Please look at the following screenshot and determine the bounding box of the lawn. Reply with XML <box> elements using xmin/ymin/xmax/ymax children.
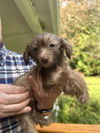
<box><xmin>85</xmin><ymin>76</ymin><xmax>100</xmax><ymax>102</ymax></box>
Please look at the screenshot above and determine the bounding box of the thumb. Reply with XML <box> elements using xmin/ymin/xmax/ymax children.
<box><xmin>28</xmin><ymin>75</ymin><xmax>38</xmax><ymax>91</ymax></box>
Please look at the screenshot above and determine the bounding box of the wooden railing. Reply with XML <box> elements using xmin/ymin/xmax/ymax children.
<box><xmin>36</xmin><ymin>123</ymin><xmax>100</xmax><ymax>133</ymax></box>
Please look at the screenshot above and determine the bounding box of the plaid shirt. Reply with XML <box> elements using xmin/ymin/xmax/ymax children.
<box><xmin>0</xmin><ymin>43</ymin><xmax>34</xmax><ymax>133</ymax></box>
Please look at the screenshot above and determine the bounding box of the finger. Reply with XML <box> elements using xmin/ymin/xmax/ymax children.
<box><xmin>28</xmin><ymin>75</ymin><xmax>46</xmax><ymax>100</ymax></box>
<box><xmin>2</xmin><ymin>98</ymin><xmax>31</xmax><ymax>113</ymax></box>
<box><xmin>36</xmin><ymin>69</ymin><xmax>44</xmax><ymax>93</ymax></box>
<box><xmin>28</xmin><ymin>76</ymin><xmax>41</xmax><ymax>96</ymax></box>
<box><xmin>0</xmin><ymin>84</ymin><xmax>28</xmax><ymax>94</ymax></box>
<box><xmin>12</xmin><ymin>106</ymin><xmax>31</xmax><ymax>114</ymax></box>
<box><xmin>0</xmin><ymin>106</ymin><xmax>31</xmax><ymax>118</ymax></box>
<box><xmin>28</xmin><ymin>76</ymin><xmax>38</xmax><ymax>89</ymax></box>
<box><xmin>0</xmin><ymin>91</ymin><xmax>30</xmax><ymax>104</ymax></box>
<box><xmin>49</xmin><ymin>87</ymin><xmax>63</xmax><ymax>95</ymax></box>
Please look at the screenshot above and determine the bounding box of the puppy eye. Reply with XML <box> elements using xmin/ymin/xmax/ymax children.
<box><xmin>33</xmin><ymin>47</ymin><xmax>37</xmax><ymax>51</ymax></box>
<box><xmin>49</xmin><ymin>44</ymin><xmax>55</xmax><ymax>47</ymax></box>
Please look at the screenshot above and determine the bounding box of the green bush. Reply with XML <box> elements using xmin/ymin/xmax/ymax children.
<box><xmin>69</xmin><ymin>30</ymin><xmax>100</xmax><ymax>76</ymax></box>
<box><xmin>53</xmin><ymin>95</ymin><xmax>100</xmax><ymax>124</ymax></box>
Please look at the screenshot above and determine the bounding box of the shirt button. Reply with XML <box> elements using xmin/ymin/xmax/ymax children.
<box><xmin>0</xmin><ymin>62</ymin><xmax>4</xmax><ymax>66</ymax></box>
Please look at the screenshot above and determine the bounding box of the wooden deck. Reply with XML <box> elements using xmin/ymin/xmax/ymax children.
<box><xmin>36</xmin><ymin>123</ymin><xmax>100</xmax><ymax>133</ymax></box>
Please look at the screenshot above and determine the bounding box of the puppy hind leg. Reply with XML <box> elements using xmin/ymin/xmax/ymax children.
<box><xmin>19</xmin><ymin>113</ymin><xmax>38</xmax><ymax>133</ymax></box>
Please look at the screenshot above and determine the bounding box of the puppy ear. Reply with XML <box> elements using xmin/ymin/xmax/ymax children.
<box><xmin>61</xmin><ymin>39</ymin><xmax>73</xmax><ymax>58</ymax></box>
<box><xmin>23</xmin><ymin>48</ymin><xmax>29</xmax><ymax>65</ymax></box>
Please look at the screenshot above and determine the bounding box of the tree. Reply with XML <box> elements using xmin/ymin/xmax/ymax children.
<box><xmin>60</xmin><ymin>0</ymin><xmax>100</xmax><ymax>75</ymax></box>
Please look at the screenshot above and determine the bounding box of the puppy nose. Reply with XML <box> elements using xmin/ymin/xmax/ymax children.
<box><xmin>41</xmin><ymin>57</ymin><xmax>48</xmax><ymax>63</ymax></box>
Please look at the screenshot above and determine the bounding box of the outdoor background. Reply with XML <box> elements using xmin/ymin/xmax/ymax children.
<box><xmin>1</xmin><ymin>0</ymin><xmax>100</xmax><ymax>125</ymax></box>
<box><xmin>53</xmin><ymin>0</ymin><xmax>100</xmax><ymax>125</ymax></box>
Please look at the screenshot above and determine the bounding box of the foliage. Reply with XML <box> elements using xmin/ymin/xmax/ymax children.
<box><xmin>60</xmin><ymin>0</ymin><xmax>100</xmax><ymax>75</ymax></box>
<box><xmin>53</xmin><ymin>95</ymin><xmax>100</xmax><ymax>124</ymax></box>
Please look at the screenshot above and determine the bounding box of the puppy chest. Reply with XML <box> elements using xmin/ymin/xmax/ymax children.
<box><xmin>42</xmin><ymin>72</ymin><xmax>62</xmax><ymax>90</ymax></box>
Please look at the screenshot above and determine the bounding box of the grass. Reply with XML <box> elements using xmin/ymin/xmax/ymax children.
<box><xmin>85</xmin><ymin>76</ymin><xmax>100</xmax><ymax>102</ymax></box>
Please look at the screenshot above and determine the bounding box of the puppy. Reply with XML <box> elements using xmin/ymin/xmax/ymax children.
<box><xmin>14</xmin><ymin>33</ymin><xmax>89</xmax><ymax>133</ymax></box>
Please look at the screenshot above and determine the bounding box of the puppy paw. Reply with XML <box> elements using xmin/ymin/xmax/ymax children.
<box><xmin>77</xmin><ymin>91</ymin><xmax>89</xmax><ymax>104</ymax></box>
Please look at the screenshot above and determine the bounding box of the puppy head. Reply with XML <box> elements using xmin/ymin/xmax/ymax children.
<box><xmin>23</xmin><ymin>33</ymin><xmax>72</xmax><ymax>68</ymax></box>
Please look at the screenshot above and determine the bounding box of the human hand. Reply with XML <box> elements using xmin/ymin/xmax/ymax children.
<box><xmin>29</xmin><ymin>67</ymin><xmax>63</xmax><ymax>110</ymax></box>
<box><xmin>0</xmin><ymin>17</ymin><xmax>2</xmax><ymax>42</ymax></box>
<box><xmin>0</xmin><ymin>84</ymin><xmax>31</xmax><ymax>118</ymax></box>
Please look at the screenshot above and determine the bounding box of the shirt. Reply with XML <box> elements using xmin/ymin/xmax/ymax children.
<box><xmin>0</xmin><ymin>42</ymin><xmax>34</xmax><ymax>133</ymax></box>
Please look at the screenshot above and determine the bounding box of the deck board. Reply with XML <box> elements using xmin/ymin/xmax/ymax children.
<box><xmin>36</xmin><ymin>123</ymin><xmax>100</xmax><ymax>133</ymax></box>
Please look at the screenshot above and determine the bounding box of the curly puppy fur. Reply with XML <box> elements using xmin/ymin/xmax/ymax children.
<box><xmin>14</xmin><ymin>33</ymin><xmax>89</xmax><ymax>133</ymax></box>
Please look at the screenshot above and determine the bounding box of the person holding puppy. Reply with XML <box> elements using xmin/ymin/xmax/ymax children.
<box><xmin>0</xmin><ymin>18</ymin><xmax>62</xmax><ymax>132</ymax></box>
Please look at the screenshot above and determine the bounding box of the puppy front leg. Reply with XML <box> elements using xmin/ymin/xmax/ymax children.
<box><xmin>63</xmin><ymin>69</ymin><xmax>89</xmax><ymax>103</ymax></box>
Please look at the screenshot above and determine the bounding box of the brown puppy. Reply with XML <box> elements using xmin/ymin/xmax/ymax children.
<box><xmin>14</xmin><ymin>33</ymin><xmax>89</xmax><ymax>133</ymax></box>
